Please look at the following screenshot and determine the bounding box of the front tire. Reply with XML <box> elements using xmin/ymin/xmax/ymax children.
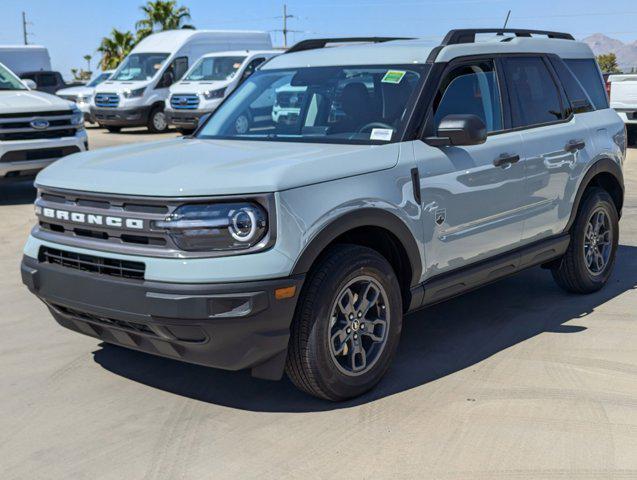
<box><xmin>551</xmin><ymin>187</ymin><xmax>619</xmax><ymax>293</ymax></box>
<box><xmin>286</xmin><ymin>245</ymin><xmax>403</xmax><ymax>401</ymax></box>
<box><xmin>147</xmin><ymin>106</ymin><xmax>168</xmax><ymax>133</ymax></box>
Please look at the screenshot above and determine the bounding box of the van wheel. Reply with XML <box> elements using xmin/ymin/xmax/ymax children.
<box><xmin>106</xmin><ymin>126</ymin><xmax>121</xmax><ymax>133</ymax></box>
<box><xmin>551</xmin><ymin>187</ymin><xmax>618</xmax><ymax>293</ymax></box>
<box><xmin>285</xmin><ymin>245</ymin><xmax>402</xmax><ymax>401</ymax></box>
<box><xmin>147</xmin><ymin>106</ymin><xmax>168</xmax><ymax>133</ymax></box>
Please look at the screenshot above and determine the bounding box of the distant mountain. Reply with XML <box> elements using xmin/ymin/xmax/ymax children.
<box><xmin>583</xmin><ymin>33</ymin><xmax>637</xmax><ymax>72</ymax></box>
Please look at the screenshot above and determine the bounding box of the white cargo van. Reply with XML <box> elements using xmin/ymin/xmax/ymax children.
<box><xmin>166</xmin><ymin>50</ymin><xmax>280</xmax><ymax>131</ymax></box>
<box><xmin>91</xmin><ymin>30</ymin><xmax>272</xmax><ymax>133</ymax></box>
<box><xmin>609</xmin><ymin>73</ymin><xmax>637</xmax><ymax>145</ymax></box>
<box><xmin>0</xmin><ymin>45</ymin><xmax>51</xmax><ymax>76</ymax></box>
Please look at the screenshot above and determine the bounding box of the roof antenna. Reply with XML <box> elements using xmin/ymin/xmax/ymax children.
<box><xmin>502</xmin><ymin>10</ymin><xmax>511</xmax><ymax>29</ymax></box>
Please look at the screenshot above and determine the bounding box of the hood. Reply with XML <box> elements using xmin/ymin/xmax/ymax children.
<box><xmin>56</xmin><ymin>85</ymin><xmax>93</xmax><ymax>97</ymax></box>
<box><xmin>94</xmin><ymin>80</ymin><xmax>150</xmax><ymax>94</ymax></box>
<box><xmin>169</xmin><ymin>80</ymin><xmax>230</xmax><ymax>95</ymax></box>
<box><xmin>36</xmin><ymin>138</ymin><xmax>400</xmax><ymax>197</ymax></box>
<box><xmin>0</xmin><ymin>90</ymin><xmax>73</xmax><ymax>114</ymax></box>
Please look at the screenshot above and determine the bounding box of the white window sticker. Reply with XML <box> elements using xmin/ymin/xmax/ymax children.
<box><xmin>370</xmin><ymin>128</ymin><xmax>393</xmax><ymax>141</ymax></box>
<box><xmin>381</xmin><ymin>70</ymin><xmax>406</xmax><ymax>84</ymax></box>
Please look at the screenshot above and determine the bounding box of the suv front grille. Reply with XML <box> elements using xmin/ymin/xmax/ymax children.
<box><xmin>0</xmin><ymin>110</ymin><xmax>79</xmax><ymax>141</ymax></box>
<box><xmin>94</xmin><ymin>93</ymin><xmax>119</xmax><ymax>108</ymax></box>
<box><xmin>39</xmin><ymin>246</ymin><xmax>145</xmax><ymax>280</ymax></box>
<box><xmin>171</xmin><ymin>94</ymin><xmax>199</xmax><ymax>110</ymax></box>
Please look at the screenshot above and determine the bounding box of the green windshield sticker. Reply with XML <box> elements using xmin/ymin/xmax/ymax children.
<box><xmin>382</xmin><ymin>70</ymin><xmax>406</xmax><ymax>84</ymax></box>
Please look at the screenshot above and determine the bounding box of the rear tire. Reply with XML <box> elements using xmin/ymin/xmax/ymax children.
<box><xmin>105</xmin><ymin>126</ymin><xmax>121</xmax><ymax>133</ymax></box>
<box><xmin>551</xmin><ymin>187</ymin><xmax>618</xmax><ymax>293</ymax></box>
<box><xmin>285</xmin><ymin>245</ymin><xmax>403</xmax><ymax>401</ymax></box>
<box><xmin>147</xmin><ymin>106</ymin><xmax>168</xmax><ymax>133</ymax></box>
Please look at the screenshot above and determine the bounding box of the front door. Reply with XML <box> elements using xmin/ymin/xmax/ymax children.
<box><xmin>412</xmin><ymin>58</ymin><xmax>526</xmax><ymax>280</ymax></box>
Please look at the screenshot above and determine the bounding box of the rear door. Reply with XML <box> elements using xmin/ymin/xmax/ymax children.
<box><xmin>413</xmin><ymin>58</ymin><xmax>526</xmax><ymax>278</ymax></box>
<box><xmin>501</xmin><ymin>55</ymin><xmax>596</xmax><ymax>242</ymax></box>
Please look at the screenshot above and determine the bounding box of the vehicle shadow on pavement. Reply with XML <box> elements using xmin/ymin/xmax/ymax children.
<box><xmin>93</xmin><ymin>244</ymin><xmax>637</xmax><ymax>412</ymax></box>
<box><xmin>0</xmin><ymin>180</ymin><xmax>36</xmax><ymax>206</ymax></box>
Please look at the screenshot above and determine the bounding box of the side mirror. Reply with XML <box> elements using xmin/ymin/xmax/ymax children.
<box><xmin>22</xmin><ymin>78</ymin><xmax>37</xmax><ymax>90</ymax></box>
<box><xmin>426</xmin><ymin>114</ymin><xmax>487</xmax><ymax>147</ymax></box>
<box><xmin>159</xmin><ymin>71</ymin><xmax>173</xmax><ymax>88</ymax></box>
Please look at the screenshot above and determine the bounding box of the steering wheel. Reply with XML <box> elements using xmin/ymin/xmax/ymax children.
<box><xmin>357</xmin><ymin>122</ymin><xmax>394</xmax><ymax>133</ymax></box>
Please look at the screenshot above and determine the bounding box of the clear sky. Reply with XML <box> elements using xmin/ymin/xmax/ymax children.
<box><xmin>1</xmin><ymin>0</ymin><xmax>636</xmax><ymax>79</ymax></box>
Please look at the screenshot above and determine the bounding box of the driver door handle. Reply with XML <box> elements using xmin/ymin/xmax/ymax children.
<box><xmin>493</xmin><ymin>153</ymin><xmax>520</xmax><ymax>168</ymax></box>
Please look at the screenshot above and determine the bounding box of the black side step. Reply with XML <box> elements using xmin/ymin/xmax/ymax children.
<box><xmin>409</xmin><ymin>234</ymin><xmax>570</xmax><ymax>311</ymax></box>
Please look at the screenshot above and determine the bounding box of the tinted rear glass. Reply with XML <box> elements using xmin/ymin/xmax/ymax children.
<box><xmin>549</xmin><ymin>57</ymin><xmax>594</xmax><ymax>114</ymax></box>
<box><xmin>564</xmin><ymin>59</ymin><xmax>608</xmax><ymax>110</ymax></box>
<box><xmin>502</xmin><ymin>57</ymin><xmax>565</xmax><ymax>128</ymax></box>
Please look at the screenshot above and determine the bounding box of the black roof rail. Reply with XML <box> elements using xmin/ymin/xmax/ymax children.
<box><xmin>441</xmin><ymin>28</ymin><xmax>575</xmax><ymax>45</ymax></box>
<box><xmin>285</xmin><ymin>37</ymin><xmax>414</xmax><ymax>54</ymax></box>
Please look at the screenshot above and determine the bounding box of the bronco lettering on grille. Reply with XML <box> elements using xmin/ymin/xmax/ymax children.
<box><xmin>36</xmin><ymin>206</ymin><xmax>144</xmax><ymax>230</ymax></box>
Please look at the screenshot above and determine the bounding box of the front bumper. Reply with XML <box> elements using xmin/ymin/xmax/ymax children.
<box><xmin>91</xmin><ymin>106</ymin><xmax>152</xmax><ymax>127</ymax></box>
<box><xmin>165</xmin><ymin>109</ymin><xmax>208</xmax><ymax>128</ymax></box>
<box><xmin>0</xmin><ymin>131</ymin><xmax>87</xmax><ymax>180</ymax></box>
<box><xmin>616</xmin><ymin>109</ymin><xmax>637</xmax><ymax>125</ymax></box>
<box><xmin>21</xmin><ymin>256</ymin><xmax>303</xmax><ymax>379</ymax></box>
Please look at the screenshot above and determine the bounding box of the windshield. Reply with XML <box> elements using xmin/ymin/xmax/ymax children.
<box><xmin>87</xmin><ymin>72</ymin><xmax>112</xmax><ymax>87</ymax></box>
<box><xmin>112</xmin><ymin>53</ymin><xmax>169</xmax><ymax>81</ymax></box>
<box><xmin>184</xmin><ymin>56</ymin><xmax>247</xmax><ymax>82</ymax></box>
<box><xmin>0</xmin><ymin>63</ymin><xmax>26</xmax><ymax>90</ymax></box>
<box><xmin>197</xmin><ymin>64</ymin><xmax>427</xmax><ymax>144</ymax></box>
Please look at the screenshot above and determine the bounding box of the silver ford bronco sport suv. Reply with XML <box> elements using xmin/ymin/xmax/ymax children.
<box><xmin>21</xmin><ymin>29</ymin><xmax>626</xmax><ymax>401</ymax></box>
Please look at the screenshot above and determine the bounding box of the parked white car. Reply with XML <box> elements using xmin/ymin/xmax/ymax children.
<box><xmin>56</xmin><ymin>71</ymin><xmax>113</xmax><ymax>123</ymax></box>
<box><xmin>609</xmin><ymin>73</ymin><xmax>637</xmax><ymax>144</ymax></box>
<box><xmin>91</xmin><ymin>30</ymin><xmax>272</xmax><ymax>133</ymax></box>
<box><xmin>0</xmin><ymin>61</ymin><xmax>87</xmax><ymax>181</ymax></box>
<box><xmin>166</xmin><ymin>50</ymin><xmax>280</xmax><ymax>132</ymax></box>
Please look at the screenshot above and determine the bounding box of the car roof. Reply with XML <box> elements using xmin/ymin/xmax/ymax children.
<box><xmin>200</xmin><ymin>50</ymin><xmax>280</xmax><ymax>59</ymax></box>
<box><xmin>263</xmin><ymin>35</ymin><xmax>594</xmax><ymax>70</ymax></box>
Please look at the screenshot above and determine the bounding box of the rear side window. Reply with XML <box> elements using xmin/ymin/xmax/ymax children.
<box><xmin>549</xmin><ymin>57</ymin><xmax>594</xmax><ymax>114</ymax></box>
<box><xmin>564</xmin><ymin>59</ymin><xmax>608</xmax><ymax>110</ymax></box>
<box><xmin>502</xmin><ymin>57</ymin><xmax>565</xmax><ymax>128</ymax></box>
<box><xmin>433</xmin><ymin>60</ymin><xmax>503</xmax><ymax>133</ymax></box>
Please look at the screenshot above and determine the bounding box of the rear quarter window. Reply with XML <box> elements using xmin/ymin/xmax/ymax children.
<box><xmin>549</xmin><ymin>57</ymin><xmax>594</xmax><ymax>114</ymax></box>
<box><xmin>564</xmin><ymin>59</ymin><xmax>609</xmax><ymax>110</ymax></box>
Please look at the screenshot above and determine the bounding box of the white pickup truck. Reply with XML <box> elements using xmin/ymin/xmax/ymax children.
<box><xmin>609</xmin><ymin>74</ymin><xmax>637</xmax><ymax>144</ymax></box>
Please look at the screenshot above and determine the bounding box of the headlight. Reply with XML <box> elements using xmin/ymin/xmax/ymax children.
<box><xmin>154</xmin><ymin>202</ymin><xmax>269</xmax><ymax>252</ymax></box>
<box><xmin>70</xmin><ymin>106</ymin><xmax>84</xmax><ymax>126</ymax></box>
<box><xmin>76</xmin><ymin>94</ymin><xmax>92</xmax><ymax>104</ymax></box>
<box><xmin>203</xmin><ymin>88</ymin><xmax>226</xmax><ymax>100</ymax></box>
<box><xmin>122</xmin><ymin>87</ymin><xmax>146</xmax><ymax>98</ymax></box>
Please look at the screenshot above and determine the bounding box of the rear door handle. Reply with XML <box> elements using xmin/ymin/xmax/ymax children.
<box><xmin>565</xmin><ymin>139</ymin><xmax>586</xmax><ymax>153</ymax></box>
<box><xmin>493</xmin><ymin>153</ymin><xmax>520</xmax><ymax>168</ymax></box>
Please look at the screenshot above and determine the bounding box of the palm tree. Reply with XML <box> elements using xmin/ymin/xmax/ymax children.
<box><xmin>83</xmin><ymin>54</ymin><xmax>92</xmax><ymax>72</ymax></box>
<box><xmin>97</xmin><ymin>29</ymin><xmax>136</xmax><ymax>70</ymax></box>
<box><xmin>135</xmin><ymin>0</ymin><xmax>194</xmax><ymax>40</ymax></box>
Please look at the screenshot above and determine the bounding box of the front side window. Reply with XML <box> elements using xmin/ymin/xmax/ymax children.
<box><xmin>433</xmin><ymin>60</ymin><xmax>503</xmax><ymax>133</ymax></box>
<box><xmin>197</xmin><ymin>64</ymin><xmax>427</xmax><ymax>144</ymax></box>
<box><xmin>0</xmin><ymin>64</ymin><xmax>27</xmax><ymax>90</ymax></box>
<box><xmin>503</xmin><ymin>57</ymin><xmax>565</xmax><ymax>128</ymax></box>
<box><xmin>184</xmin><ymin>56</ymin><xmax>247</xmax><ymax>82</ymax></box>
<box><xmin>564</xmin><ymin>58</ymin><xmax>609</xmax><ymax>110</ymax></box>
<box><xmin>112</xmin><ymin>53</ymin><xmax>170</xmax><ymax>81</ymax></box>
